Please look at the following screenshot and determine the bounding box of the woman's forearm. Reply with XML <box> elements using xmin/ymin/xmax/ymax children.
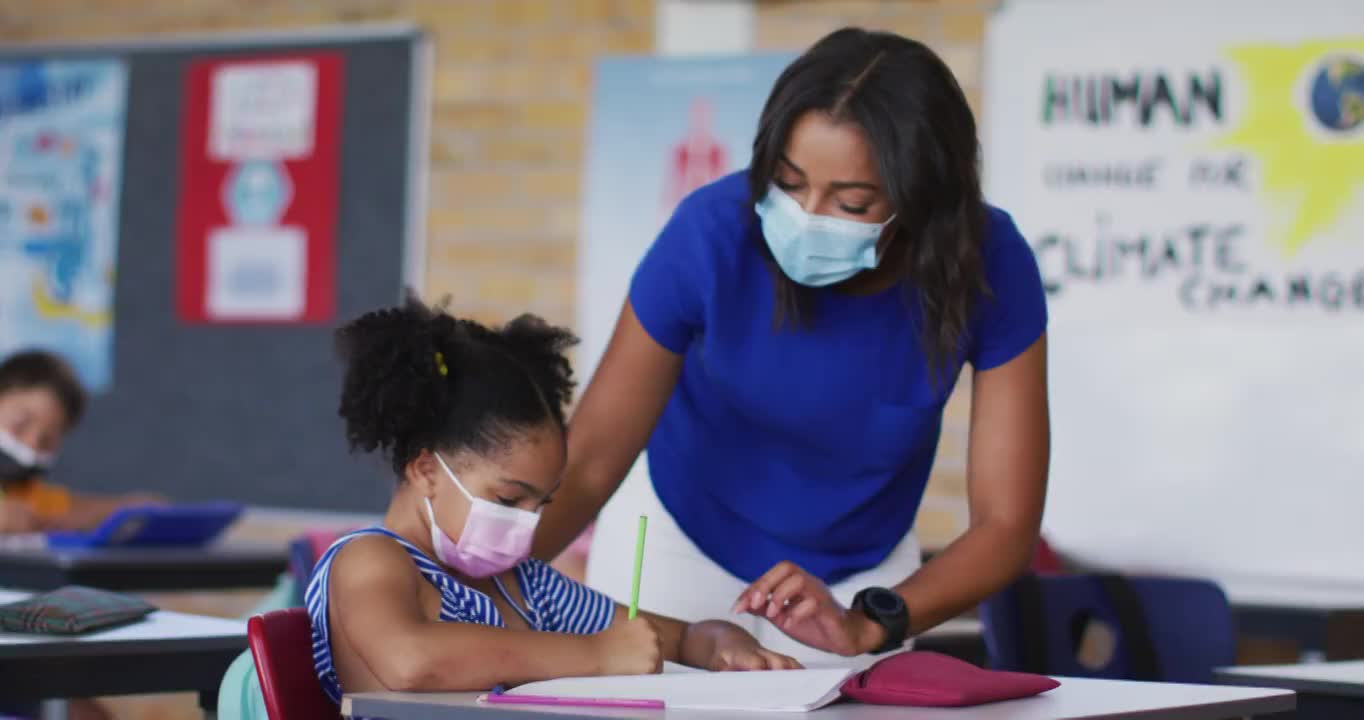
<box><xmin>534</xmin><ymin>301</ymin><xmax>685</xmax><ymax>561</ymax></box>
<box><xmin>894</xmin><ymin>518</ymin><xmax>1038</xmax><ymax>634</ymax></box>
<box><xmin>532</xmin><ymin>456</ymin><xmax>621</xmax><ymax>560</ymax></box>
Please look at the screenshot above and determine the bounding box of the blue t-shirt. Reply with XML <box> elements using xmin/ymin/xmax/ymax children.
<box><xmin>629</xmin><ymin>171</ymin><xmax>1047</xmax><ymax>584</ymax></box>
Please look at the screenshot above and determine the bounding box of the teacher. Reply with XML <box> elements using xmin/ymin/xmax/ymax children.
<box><xmin>536</xmin><ymin>27</ymin><xmax>1050</xmax><ymax>666</ymax></box>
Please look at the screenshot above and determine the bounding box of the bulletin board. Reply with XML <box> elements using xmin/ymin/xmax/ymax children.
<box><xmin>0</xmin><ymin>24</ymin><xmax>431</xmax><ymax>511</ymax></box>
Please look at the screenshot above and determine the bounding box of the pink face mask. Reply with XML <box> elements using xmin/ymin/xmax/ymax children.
<box><xmin>424</xmin><ymin>453</ymin><xmax>540</xmax><ymax>578</ymax></box>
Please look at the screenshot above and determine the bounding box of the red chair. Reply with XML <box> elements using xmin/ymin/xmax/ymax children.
<box><xmin>1031</xmin><ymin>536</ymin><xmax>1065</xmax><ymax>575</ymax></box>
<box><xmin>248</xmin><ymin>608</ymin><xmax>338</xmax><ymax>720</ymax></box>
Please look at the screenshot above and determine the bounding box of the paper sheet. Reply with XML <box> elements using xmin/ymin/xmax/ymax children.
<box><xmin>507</xmin><ymin>667</ymin><xmax>854</xmax><ymax>712</ymax></box>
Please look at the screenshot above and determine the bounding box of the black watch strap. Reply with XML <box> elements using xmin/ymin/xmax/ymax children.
<box><xmin>852</xmin><ymin>587</ymin><xmax>909</xmax><ymax>654</ymax></box>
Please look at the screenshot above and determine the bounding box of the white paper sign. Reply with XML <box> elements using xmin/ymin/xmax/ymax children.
<box><xmin>206</xmin><ymin>226</ymin><xmax>306</xmax><ymax>320</ymax></box>
<box><xmin>210</xmin><ymin>61</ymin><xmax>317</xmax><ymax>161</ymax></box>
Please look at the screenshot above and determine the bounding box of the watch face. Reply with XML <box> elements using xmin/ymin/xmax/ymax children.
<box><xmin>867</xmin><ymin>588</ymin><xmax>903</xmax><ymax>614</ymax></box>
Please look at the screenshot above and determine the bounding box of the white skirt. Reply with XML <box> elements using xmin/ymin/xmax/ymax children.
<box><xmin>587</xmin><ymin>457</ymin><xmax>921</xmax><ymax>668</ymax></box>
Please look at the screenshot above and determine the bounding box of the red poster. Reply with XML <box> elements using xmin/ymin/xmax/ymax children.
<box><xmin>176</xmin><ymin>53</ymin><xmax>343</xmax><ymax>324</ymax></box>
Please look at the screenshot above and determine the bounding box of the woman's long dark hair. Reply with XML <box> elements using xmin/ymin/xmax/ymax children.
<box><xmin>749</xmin><ymin>27</ymin><xmax>988</xmax><ymax>380</ymax></box>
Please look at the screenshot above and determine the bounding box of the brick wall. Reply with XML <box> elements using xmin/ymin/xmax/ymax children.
<box><xmin>753</xmin><ymin>0</ymin><xmax>997</xmax><ymax>548</ymax></box>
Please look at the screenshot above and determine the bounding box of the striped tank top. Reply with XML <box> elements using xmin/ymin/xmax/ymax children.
<box><xmin>305</xmin><ymin>527</ymin><xmax>616</xmax><ymax>704</ymax></box>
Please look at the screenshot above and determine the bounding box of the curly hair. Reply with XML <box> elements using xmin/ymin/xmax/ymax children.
<box><xmin>334</xmin><ymin>293</ymin><xmax>578</xmax><ymax>477</ymax></box>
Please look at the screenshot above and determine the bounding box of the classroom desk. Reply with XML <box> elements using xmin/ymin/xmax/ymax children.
<box><xmin>1224</xmin><ymin>580</ymin><xmax>1364</xmax><ymax>661</ymax></box>
<box><xmin>0</xmin><ymin>590</ymin><xmax>246</xmax><ymax>714</ymax></box>
<box><xmin>0</xmin><ymin>542</ymin><xmax>288</xmax><ymax>592</ymax></box>
<box><xmin>343</xmin><ymin>677</ymin><xmax>1294</xmax><ymax>719</ymax></box>
<box><xmin>1216</xmin><ymin>660</ymin><xmax>1364</xmax><ymax>719</ymax></box>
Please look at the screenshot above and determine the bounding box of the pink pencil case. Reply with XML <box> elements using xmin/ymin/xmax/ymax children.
<box><xmin>841</xmin><ymin>651</ymin><xmax>1060</xmax><ymax>707</ymax></box>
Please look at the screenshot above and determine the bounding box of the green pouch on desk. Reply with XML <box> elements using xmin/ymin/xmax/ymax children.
<box><xmin>0</xmin><ymin>585</ymin><xmax>156</xmax><ymax>635</ymax></box>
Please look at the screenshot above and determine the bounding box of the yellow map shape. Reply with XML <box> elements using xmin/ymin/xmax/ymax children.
<box><xmin>1218</xmin><ymin>39</ymin><xmax>1364</xmax><ymax>257</ymax></box>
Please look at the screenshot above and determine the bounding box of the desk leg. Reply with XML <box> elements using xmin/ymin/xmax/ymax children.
<box><xmin>198</xmin><ymin>688</ymin><xmax>218</xmax><ymax>720</ymax></box>
<box><xmin>38</xmin><ymin>700</ymin><xmax>67</xmax><ymax>720</ymax></box>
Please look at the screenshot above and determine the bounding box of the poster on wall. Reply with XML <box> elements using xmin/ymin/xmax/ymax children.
<box><xmin>577</xmin><ymin>53</ymin><xmax>795</xmax><ymax>382</ymax></box>
<box><xmin>0</xmin><ymin>60</ymin><xmax>128</xmax><ymax>392</ymax></box>
<box><xmin>176</xmin><ymin>53</ymin><xmax>342</xmax><ymax>325</ymax></box>
<box><xmin>984</xmin><ymin>0</ymin><xmax>1364</xmax><ymax>586</ymax></box>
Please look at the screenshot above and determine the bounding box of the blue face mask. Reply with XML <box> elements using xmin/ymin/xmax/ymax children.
<box><xmin>754</xmin><ymin>184</ymin><xmax>894</xmax><ymax>287</ymax></box>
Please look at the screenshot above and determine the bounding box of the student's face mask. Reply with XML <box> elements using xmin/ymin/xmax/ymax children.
<box><xmin>0</xmin><ymin>428</ymin><xmax>51</xmax><ymax>484</ymax></box>
<box><xmin>754</xmin><ymin>184</ymin><xmax>894</xmax><ymax>287</ymax></box>
<box><xmin>424</xmin><ymin>453</ymin><xmax>539</xmax><ymax>578</ymax></box>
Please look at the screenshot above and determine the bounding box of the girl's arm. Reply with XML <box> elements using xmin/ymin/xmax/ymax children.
<box><xmin>328</xmin><ymin>535</ymin><xmax>656</xmax><ymax>692</ymax></box>
<box><xmin>46</xmin><ymin>492</ymin><xmax>165</xmax><ymax>532</ymax></box>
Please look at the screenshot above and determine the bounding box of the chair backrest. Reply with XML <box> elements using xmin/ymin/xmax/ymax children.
<box><xmin>288</xmin><ymin>529</ymin><xmax>349</xmax><ymax>597</ymax></box>
<box><xmin>979</xmin><ymin>573</ymin><xmax>1235</xmax><ymax>684</ymax></box>
<box><xmin>1030</xmin><ymin>536</ymin><xmax>1065</xmax><ymax>574</ymax></box>
<box><xmin>248</xmin><ymin>608</ymin><xmax>338</xmax><ymax>720</ymax></box>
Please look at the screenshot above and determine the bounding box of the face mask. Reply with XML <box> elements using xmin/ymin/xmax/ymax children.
<box><xmin>754</xmin><ymin>184</ymin><xmax>895</xmax><ymax>287</ymax></box>
<box><xmin>424</xmin><ymin>453</ymin><xmax>540</xmax><ymax>578</ymax></box>
<box><xmin>0</xmin><ymin>429</ymin><xmax>51</xmax><ymax>484</ymax></box>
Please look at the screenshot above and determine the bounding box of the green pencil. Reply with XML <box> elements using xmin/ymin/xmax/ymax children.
<box><xmin>628</xmin><ymin>514</ymin><xmax>648</xmax><ymax>619</ymax></box>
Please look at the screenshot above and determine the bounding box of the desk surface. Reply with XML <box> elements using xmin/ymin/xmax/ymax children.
<box><xmin>0</xmin><ymin>541</ymin><xmax>288</xmax><ymax>591</ymax></box>
<box><xmin>344</xmin><ymin>677</ymin><xmax>1294</xmax><ymax>720</ymax></box>
<box><xmin>0</xmin><ymin>588</ymin><xmax>245</xmax><ymax>658</ymax></box>
<box><xmin>1216</xmin><ymin>660</ymin><xmax>1364</xmax><ymax>699</ymax></box>
<box><xmin>0</xmin><ymin>589</ymin><xmax>246</xmax><ymax>705</ymax></box>
<box><xmin>1222</xmin><ymin>579</ymin><xmax>1364</xmax><ymax>610</ymax></box>
<box><xmin>920</xmin><ymin>618</ymin><xmax>980</xmax><ymax>639</ymax></box>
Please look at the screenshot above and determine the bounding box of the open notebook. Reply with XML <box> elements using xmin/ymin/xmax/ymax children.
<box><xmin>505</xmin><ymin>663</ymin><xmax>856</xmax><ymax>712</ymax></box>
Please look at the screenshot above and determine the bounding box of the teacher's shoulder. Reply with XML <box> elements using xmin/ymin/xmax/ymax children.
<box><xmin>663</xmin><ymin>171</ymin><xmax>755</xmax><ymax>258</ymax></box>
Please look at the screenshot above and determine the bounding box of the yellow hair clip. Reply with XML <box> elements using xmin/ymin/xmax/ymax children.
<box><xmin>434</xmin><ymin>351</ymin><xmax>448</xmax><ymax>377</ymax></box>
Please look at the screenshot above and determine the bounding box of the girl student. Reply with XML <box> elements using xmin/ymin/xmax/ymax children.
<box><xmin>307</xmin><ymin>297</ymin><xmax>800</xmax><ymax>702</ymax></box>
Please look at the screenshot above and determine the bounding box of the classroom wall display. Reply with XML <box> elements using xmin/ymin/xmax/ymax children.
<box><xmin>176</xmin><ymin>53</ymin><xmax>343</xmax><ymax>325</ymax></box>
<box><xmin>0</xmin><ymin>26</ymin><xmax>429</xmax><ymax>513</ymax></box>
<box><xmin>0</xmin><ymin>60</ymin><xmax>128</xmax><ymax>391</ymax></box>
<box><xmin>984</xmin><ymin>0</ymin><xmax>1364</xmax><ymax>588</ymax></box>
<box><xmin>576</xmin><ymin>53</ymin><xmax>795</xmax><ymax>383</ymax></box>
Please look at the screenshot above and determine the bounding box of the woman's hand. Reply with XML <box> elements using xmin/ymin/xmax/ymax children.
<box><xmin>682</xmin><ymin>620</ymin><xmax>802</xmax><ymax>671</ymax></box>
<box><xmin>732</xmin><ymin>562</ymin><xmax>887</xmax><ymax>657</ymax></box>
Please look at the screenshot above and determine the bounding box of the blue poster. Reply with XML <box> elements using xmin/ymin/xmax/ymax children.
<box><xmin>577</xmin><ymin>53</ymin><xmax>796</xmax><ymax>381</ymax></box>
<box><xmin>0</xmin><ymin>60</ymin><xmax>128</xmax><ymax>391</ymax></box>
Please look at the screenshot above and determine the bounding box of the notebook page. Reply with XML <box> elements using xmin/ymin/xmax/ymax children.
<box><xmin>507</xmin><ymin>667</ymin><xmax>854</xmax><ymax>712</ymax></box>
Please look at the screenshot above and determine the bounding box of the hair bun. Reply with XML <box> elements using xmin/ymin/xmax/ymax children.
<box><xmin>498</xmin><ymin>314</ymin><xmax>579</xmax><ymax>424</ymax></box>
<box><xmin>335</xmin><ymin>294</ymin><xmax>449</xmax><ymax>462</ymax></box>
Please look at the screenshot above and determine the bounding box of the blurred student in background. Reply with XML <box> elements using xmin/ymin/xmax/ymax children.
<box><xmin>0</xmin><ymin>349</ymin><xmax>160</xmax><ymax>533</ymax></box>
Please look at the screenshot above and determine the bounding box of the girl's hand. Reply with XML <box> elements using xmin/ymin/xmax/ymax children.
<box><xmin>683</xmin><ymin>620</ymin><xmax>802</xmax><ymax>671</ymax></box>
<box><xmin>591</xmin><ymin>616</ymin><xmax>663</xmax><ymax>675</ymax></box>
<box><xmin>732</xmin><ymin>561</ymin><xmax>887</xmax><ymax>657</ymax></box>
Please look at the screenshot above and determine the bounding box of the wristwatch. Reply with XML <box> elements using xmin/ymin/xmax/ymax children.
<box><xmin>851</xmin><ymin>587</ymin><xmax>910</xmax><ymax>654</ymax></box>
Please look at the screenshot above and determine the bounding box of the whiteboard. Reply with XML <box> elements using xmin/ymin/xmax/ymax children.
<box><xmin>983</xmin><ymin>0</ymin><xmax>1364</xmax><ymax>588</ymax></box>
